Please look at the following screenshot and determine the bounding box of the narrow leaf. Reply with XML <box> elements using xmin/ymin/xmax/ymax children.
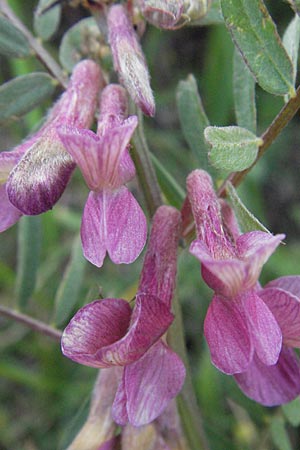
<box><xmin>0</xmin><ymin>73</ymin><xmax>56</xmax><ymax>123</ymax></box>
<box><xmin>283</xmin><ymin>14</ymin><xmax>300</xmax><ymax>101</ymax></box>
<box><xmin>15</xmin><ymin>216</ymin><xmax>42</xmax><ymax>310</ymax></box>
<box><xmin>205</xmin><ymin>126</ymin><xmax>262</xmax><ymax>171</ymax></box>
<box><xmin>282</xmin><ymin>397</ymin><xmax>300</xmax><ymax>427</ymax></box>
<box><xmin>59</xmin><ymin>17</ymin><xmax>102</xmax><ymax>72</ymax></box>
<box><xmin>150</xmin><ymin>153</ymin><xmax>185</xmax><ymax>209</ymax></box>
<box><xmin>226</xmin><ymin>181</ymin><xmax>270</xmax><ymax>233</ymax></box>
<box><xmin>221</xmin><ymin>0</ymin><xmax>295</xmax><ymax>96</ymax></box>
<box><xmin>34</xmin><ymin>0</ymin><xmax>61</xmax><ymax>41</ymax></box>
<box><xmin>53</xmin><ymin>234</ymin><xmax>86</xmax><ymax>327</ymax></box>
<box><xmin>176</xmin><ymin>74</ymin><xmax>210</xmax><ymax>168</ymax></box>
<box><xmin>270</xmin><ymin>416</ymin><xmax>293</xmax><ymax>450</ymax></box>
<box><xmin>233</xmin><ymin>49</ymin><xmax>256</xmax><ymax>133</ymax></box>
<box><xmin>0</xmin><ymin>16</ymin><xmax>31</xmax><ymax>58</ymax></box>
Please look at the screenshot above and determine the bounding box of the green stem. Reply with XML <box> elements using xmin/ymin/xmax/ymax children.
<box><xmin>168</xmin><ymin>294</ymin><xmax>210</xmax><ymax>450</ymax></box>
<box><xmin>0</xmin><ymin>0</ymin><xmax>67</xmax><ymax>88</ymax></box>
<box><xmin>0</xmin><ymin>305</ymin><xmax>62</xmax><ymax>342</ymax></box>
<box><xmin>218</xmin><ymin>84</ymin><xmax>300</xmax><ymax>196</ymax></box>
<box><xmin>130</xmin><ymin>109</ymin><xmax>163</xmax><ymax>216</ymax></box>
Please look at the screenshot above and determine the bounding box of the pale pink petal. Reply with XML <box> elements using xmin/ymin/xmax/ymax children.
<box><xmin>204</xmin><ymin>295</ymin><xmax>253</xmax><ymax>374</ymax></box>
<box><xmin>81</xmin><ymin>188</ymin><xmax>147</xmax><ymax>267</ymax></box>
<box><xmin>0</xmin><ymin>184</ymin><xmax>22</xmax><ymax>232</ymax></box>
<box><xmin>141</xmin><ymin>0</ymin><xmax>184</xmax><ymax>29</ymax></box>
<box><xmin>61</xmin><ymin>298</ymin><xmax>132</xmax><ymax>368</ymax></box>
<box><xmin>242</xmin><ymin>291</ymin><xmax>282</xmax><ymax>365</ymax></box>
<box><xmin>234</xmin><ymin>347</ymin><xmax>300</xmax><ymax>406</ymax></box>
<box><xmin>104</xmin><ymin>187</ymin><xmax>147</xmax><ymax>265</ymax></box>
<box><xmin>237</xmin><ymin>231</ymin><xmax>284</xmax><ymax>290</ymax></box>
<box><xmin>190</xmin><ymin>240</ymin><xmax>246</xmax><ymax>297</ymax></box>
<box><xmin>138</xmin><ymin>206</ymin><xmax>181</xmax><ymax>308</ymax></box>
<box><xmin>123</xmin><ymin>340</ymin><xmax>185</xmax><ymax>426</ymax></box>
<box><xmin>260</xmin><ymin>287</ymin><xmax>300</xmax><ymax>347</ymax></box>
<box><xmin>112</xmin><ymin>372</ymin><xmax>129</xmax><ymax>425</ymax></box>
<box><xmin>265</xmin><ymin>275</ymin><xmax>300</xmax><ymax>298</ymax></box>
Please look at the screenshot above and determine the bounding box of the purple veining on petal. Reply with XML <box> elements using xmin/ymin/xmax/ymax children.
<box><xmin>81</xmin><ymin>188</ymin><xmax>147</xmax><ymax>267</ymax></box>
<box><xmin>265</xmin><ymin>275</ymin><xmax>300</xmax><ymax>298</ymax></box>
<box><xmin>123</xmin><ymin>340</ymin><xmax>185</xmax><ymax>426</ymax></box>
<box><xmin>234</xmin><ymin>347</ymin><xmax>300</xmax><ymax>406</ymax></box>
<box><xmin>112</xmin><ymin>371</ymin><xmax>129</xmax><ymax>426</ymax></box>
<box><xmin>204</xmin><ymin>295</ymin><xmax>253</xmax><ymax>374</ymax></box>
<box><xmin>107</xmin><ymin>4</ymin><xmax>155</xmax><ymax>116</ymax></box>
<box><xmin>0</xmin><ymin>184</ymin><xmax>23</xmax><ymax>232</ymax></box>
<box><xmin>260</xmin><ymin>286</ymin><xmax>300</xmax><ymax>347</ymax></box>
<box><xmin>138</xmin><ymin>205</ymin><xmax>181</xmax><ymax>308</ymax></box>
<box><xmin>141</xmin><ymin>0</ymin><xmax>184</xmax><ymax>29</ymax></box>
<box><xmin>242</xmin><ymin>290</ymin><xmax>282</xmax><ymax>365</ymax></box>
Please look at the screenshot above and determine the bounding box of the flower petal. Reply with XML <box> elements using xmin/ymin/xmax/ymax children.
<box><xmin>204</xmin><ymin>295</ymin><xmax>253</xmax><ymax>374</ymax></box>
<box><xmin>81</xmin><ymin>188</ymin><xmax>147</xmax><ymax>267</ymax></box>
<box><xmin>265</xmin><ymin>275</ymin><xmax>300</xmax><ymax>298</ymax></box>
<box><xmin>237</xmin><ymin>231</ymin><xmax>284</xmax><ymax>290</ymax></box>
<box><xmin>112</xmin><ymin>372</ymin><xmax>129</xmax><ymax>426</ymax></box>
<box><xmin>234</xmin><ymin>347</ymin><xmax>300</xmax><ymax>406</ymax></box>
<box><xmin>61</xmin><ymin>298</ymin><xmax>132</xmax><ymax>368</ymax></box>
<box><xmin>260</xmin><ymin>287</ymin><xmax>300</xmax><ymax>347</ymax></box>
<box><xmin>0</xmin><ymin>184</ymin><xmax>22</xmax><ymax>232</ymax></box>
<box><xmin>242</xmin><ymin>291</ymin><xmax>282</xmax><ymax>365</ymax></box>
<box><xmin>190</xmin><ymin>239</ymin><xmax>246</xmax><ymax>297</ymax></box>
<box><xmin>123</xmin><ymin>340</ymin><xmax>185</xmax><ymax>426</ymax></box>
<box><xmin>138</xmin><ymin>206</ymin><xmax>181</xmax><ymax>308</ymax></box>
<box><xmin>7</xmin><ymin>129</ymin><xmax>75</xmax><ymax>215</ymax></box>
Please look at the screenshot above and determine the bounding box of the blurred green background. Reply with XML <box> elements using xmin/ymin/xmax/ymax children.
<box><xmin>1</xmin><ymin>1</ymin><xmax>300</xmax><ymax>449</ymax></box>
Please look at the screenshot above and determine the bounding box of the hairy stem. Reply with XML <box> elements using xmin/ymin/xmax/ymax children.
<box><xmin>130</xmin><ymin>109</ymin><xmax>163</xmax><ymax>216</ymax></box>
<box><xmin>218</xmin><ymin>84</ymin><xmax>300</xmax><ymax>196</ymax></box>
<box><xmin>168</xmin><ymin>294</ymin><xmax>210</xmax><ymax>450</ymax></box>
<box><xmin>0</xmin><ymin>0</ymin><xmax>68</xmax><ymax>88</ymax></box>
<box><xmin>0</xmin><ymin>305</ymin><xmax>62</xmax><ymax>342</ymax></box>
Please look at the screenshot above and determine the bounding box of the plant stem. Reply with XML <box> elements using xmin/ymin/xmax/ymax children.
<box><xmin>0</xmin><ymin>0</ymin><xmax>68</xmax><ymax>88</ymax></box>
<box><xmin>130</xmin><ymin>108</ymin><xmax>163</xmax><ymax>216</ymax></box>
<box><xmin>0</xmin><ymin>305</ymin><xmax>62</xmax><ymax>342</ymax></box>
<box><xmin>168</xmin><ymin>294</ymin><xmax>210</xmax><ymax>450</ymax></box>
<box><xmin>218</xmin><ymin>84</ymin><xmax>300</xmax><ymax>196</ymax></box>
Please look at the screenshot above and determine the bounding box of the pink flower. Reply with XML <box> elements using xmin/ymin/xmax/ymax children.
<box><xmin>140</xmin><ymin>0</ymin><xmax>184</xmax><ymax>29</ymax></box>
<box><xmin>5</xmin><ymin>60</ymin><xmax>103</xmax><ymax>217</ymax></box>
<box><xmin>187</xmin><ymin>169</ymin><xmax>300</xmax><ymax>405</ymax></box>
<box><xmin>107</xmin><ymin>4</ymin><xmax>155</xmax><ymax>116</ymax></box>
<box><xmin>58</xmin><ymin>84</ymin><xmax>147</xmax><ymax>267</ymax></box>
<box><xmin>61</xmin><ymin>206</ymin><xmax>185</xmax><ymax>426</ymax></box>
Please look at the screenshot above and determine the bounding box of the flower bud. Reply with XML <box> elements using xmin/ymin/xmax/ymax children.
<box><xmin>140</xmin><ymin>0</ymin><xmax>184</xmax><ymax>29</ymax></box>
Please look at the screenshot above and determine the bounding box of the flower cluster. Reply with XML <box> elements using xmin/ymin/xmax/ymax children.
<box><xmin>187</xmin><ymin>169</ymin><xmax>300</xmax><ymax>405</ymax></box>
<box><xmin>61</xmin><ymin>205</ymin><xmax>185</xmax><ymax>426</ymax></box>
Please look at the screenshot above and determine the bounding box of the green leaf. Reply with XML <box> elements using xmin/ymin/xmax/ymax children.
<box><xmin>53</xmin><ymin>235</ymin><xmax>86</xmax><ymax>327</ymax></box>
<box><xmin>176</xmin><ymin>74</ymin><xmax>210</xmax><ymax>168</ymax></box>
<box><xmin>221</xmin><ymin>0</ymin><xmax>295</xmax><ymax>96</ymax></box>
<box><xmin>59</xmin><ymin>17</ymin><xmax>104</xmax><ymax>72</ymax></box>
<box><xmin>205</xmin><ymin>126</ymin><xmax>262</xmax><ymax>171</ymax></box>
<box><xmin>15</xmin><ymin>216</ymin><xmax>42</xmax><ymax>310</ymax></box>
<box><xmin>0</xmin><ymin>73</ymin><xmax>56</xmax><ymax>123</ymax></box>
<box><xmin>0</xmin><ymin>16</ymin><xmax>31</xmax><ymax>58</ymax></box>
<box><xmin>34</xmin><ymin>0</ymin><xmax>61</xmax><ymax>41</ymax></box>
<box><xmin>226</xmin><ymin>182</ymin><xmax>269</xmax><ymax>233</ymax></box>
<box><xmin>282</xmin><ymin>397</ymin><xmax>300</xmax><ymax>427</ymax></box>
<box><xmin>150</xmin><ymin>153</ymin><xmax>185</xmax><ymax>209</ymax></box>
<box><xmin>270</xmin><ymin>416</ymin><xmax>293</xmax><ymax>450</ymax></box>
<box><xmin>233</xmin><ymin>49</ymin><xmax>256</xmax><ymax>133</ymax></box>
<box><xmin>283</xmin><ymin>14</ymin><xmax>300</xmax><ymax>100</ymax></box>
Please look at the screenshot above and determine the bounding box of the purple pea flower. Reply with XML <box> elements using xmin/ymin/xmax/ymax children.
<box><xmin>107</xmin><ymin>4</ymin><xmax>155</xmax><ymax>116</ymax></box>
<box><xmin>187</xmin><ymin>169</ymin><xmax>300</xmax><ymax>405</ymax></box>
<box><xmin>61</xmin><ymin>205</ymin><xmax>185</xmax><ymax>426</ymax></box>
<box><xmin>57</xmin><ymin>84</ymin><xmax>147</xmax><ymax>267</ymax></box>
<box><xmin>5</xmin><ymin>60</ymin><xmax>103</xmax><ymax>217</ymax></box>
